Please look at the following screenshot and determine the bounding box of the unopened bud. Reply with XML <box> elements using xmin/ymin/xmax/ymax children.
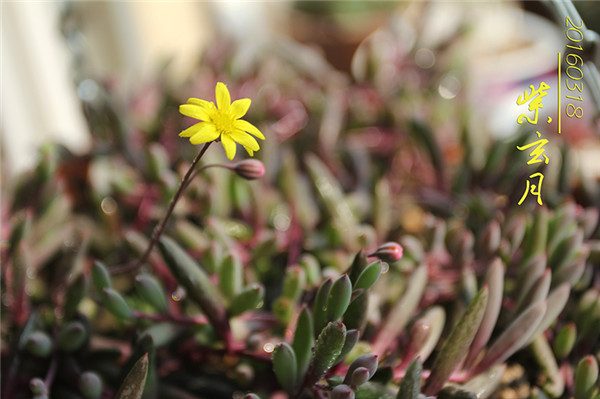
<box><xmin>233</xmin><ymin>159</ymin><xmax>265</xmax><ymax>180</ymax></box>
<box><xmin>369</xmin><ymin>242</ymin><xmax>403</xmax><ymax>263</ymax></box>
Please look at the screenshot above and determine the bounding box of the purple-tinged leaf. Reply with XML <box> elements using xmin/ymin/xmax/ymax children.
<box><xmin>372</xmin><ymin>265</ymin><xmax>427</xmax><ymax>357</ymax></box>
<box><xmin>465</xmin><ymin>258</ymin><xmax>503</xmax><ymax>368</ymax></box>
<box><xmin>470</xmin><ymin>300</ymin><xmax>546</xmax><ymax>376</ymax></box>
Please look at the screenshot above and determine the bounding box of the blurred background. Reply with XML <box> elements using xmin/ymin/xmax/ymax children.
<box><xmin>1</xmin><ymin>0</ymin><xmax>599</xmax><ymax>176</ymax></box>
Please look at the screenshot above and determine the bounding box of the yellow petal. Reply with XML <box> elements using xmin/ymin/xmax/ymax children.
<box><xmin>230</xmin><ymin>130</ymin><xmax>260</xmax><ymax>151</ymax></box>
<box><xmin>215</xmin><ymin>82</ymin><xmax>231</xmax><ymax>111</ymax></box>
<box><xmin>180</xmin><ymin>104</ymin><xmax>211</xmax><ymax>121</ymax></box>
<box><xmin>190</xmin><ymin>123</ymin><xmax>220</xmax><ymax>145</ymax></box>
<box><xmin>245</xmin><ymin>148</ymin><xmax>255</xmax><ymax>156</ymax></box>
<box><xmin>221</xmin><ymin>133</ymin><xmax>237</xmax><ymax>160</ymax></box>
<box><xmin>234</xmin><ymin>119</ymin><xmax>265</xmax><ymax>140</ymax></box>
<box><xmin>187</xmin><ymin>98</ymin><xmax>213</xmax><ymax>109</ymax></box>
<box><xmin>179</xmin><ymin>122</ymin><xmax>207</xmax><ymax>137</ymax></box>
<box><xmin>230</xmin><ymin>98</ymin><xmax>251</xmax><ymax>119</ymax></box>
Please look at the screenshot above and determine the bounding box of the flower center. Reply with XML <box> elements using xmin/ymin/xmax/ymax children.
<box><xmin>212</xmin><ymin>110</ymin><xmax>235</xmax><ymax>135</ymax></box>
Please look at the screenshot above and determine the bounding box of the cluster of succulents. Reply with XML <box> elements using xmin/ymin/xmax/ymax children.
<box><xmin>2</xmin><ymin>5</ymin><xmax>600</xmax><ymax>399</ymax></box>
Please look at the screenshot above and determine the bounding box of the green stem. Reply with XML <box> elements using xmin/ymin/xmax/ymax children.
<box><xmin>113</xmin><ymin>142</ymin><xmax>212</xmax><ymax>274</ymax></box>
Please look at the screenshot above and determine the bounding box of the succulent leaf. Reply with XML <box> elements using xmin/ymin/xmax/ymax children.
<box><xmin>397</xmin><ymin>358</ymin><xmax>422</xmax><ymax>399</ymax></box>
<box><xmin>229</xmin><ymin>283</ymin><xmax>264</xmax><ymax>317</ymax></box>
<box><xmin>354</xmin><ymin>261</ymin><xmax>382</xmax><ymax>291</ymax></box>
<box><xmin>327</xmin><ymin>274</ymin><xmax>352</xmax><ymax>322</ymax></box>
<box><xmin>134</xmin><ymin>274</ymin><xmax>169</xmax><ymax>313</ymax></box>
<box><xmin>272</xmin><ymin>342</ymin><xmax>298</xmax><ymax>393</ymax></box>
<box><xmin>311</xmin><ymin>322</ymin><xmax>347</xmax><ymax>383</ymax></box>
<box><xmin>292</xmin><ymin>306</ymin><xmax>314</xmax><ymax>381</ymax></box>
<box><xmin>313</xmin><ymin>278</ymin><xmax>333</xmax><ymax>335</ymax></box>
<box><xmin>115</xmin><ymin>353</ymin><xmax>149</xmax><ymax>399</ymax></box>
<box><xmin>102</xmin><ymin>288</ymin><xmax>132</xmax><ymax>319</ymax></box>
<box><xmin>424</xmin><ymin>286</ymin><xmax>489</xmax><ymax>395</ymax></box>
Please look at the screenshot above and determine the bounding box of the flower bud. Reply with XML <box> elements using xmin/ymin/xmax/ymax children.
<box><xmin>58</xmin><ymin>321</ymin><xmax>87</xmax><ymax>352</ymax></box>
<box><xmin>369</xmin><ymin>242</ymin><xmax>403</xmax><ymax>263</ymax></box>
<box><xmin>331</xmin><ymin>384</ymin><xmax>355</xmax><ymax>399</ymax></box>
<box><xmin>79</xmin><ymin>371</ymin><xmax>102</xmax><ymax>399</ymax></box>
<box><xmin>25</xmin><ymin>331</ymin><xmax>53</xmax><ymax>358</ymax></box>
<box><xmin>233</xmin><ymin>159</ymin><xmax>265</xmax><ymax>180</ymax></box>
<box><xmin>30</xmin><ymin>378</ymin><xmax>46</xmax><ymax>395</ymax></box>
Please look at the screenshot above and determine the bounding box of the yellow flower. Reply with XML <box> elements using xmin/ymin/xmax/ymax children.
<box><xmin>179</xmin><ymin>82</ymin><xmax>265</xmax><ymax>160</ymax></box>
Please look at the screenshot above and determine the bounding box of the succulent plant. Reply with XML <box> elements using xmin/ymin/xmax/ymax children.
<box><xmin>2</xmin><ymin>3</ymin><xmax>599</xmax><ymax>399</ymax></box>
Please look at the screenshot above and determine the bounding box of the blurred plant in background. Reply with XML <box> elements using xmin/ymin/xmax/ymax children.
<box><xmin>1</xmin><ymin>2</ymin><xmax>599</xmax><ymax>399</ymax></box>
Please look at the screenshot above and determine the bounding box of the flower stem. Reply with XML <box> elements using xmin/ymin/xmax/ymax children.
<box><xmin>113</xmin><ymin>142</ymin><xmax>212</xmax><ymax>274</ymax></box>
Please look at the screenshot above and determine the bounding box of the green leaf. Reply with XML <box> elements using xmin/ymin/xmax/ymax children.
<box><xmin>115</xmin><ymin>353</ymin><xmax>149</xmax><ymax>399</ymax></box>
<box><xmin>272</xmin><ymin>342</ymin><xmax>298</xmax><ymax>393</ymax></box>
<box><xmin>327</xmin><ymin>274</ymin><xmax>352</xmax><ymax>322</ymax></box>
<box><xmin>424</xmin><ymin>286</ymin><xmax>489</xmax><ymax>395</ymax></box>
<box><xmin>344</xmin><ymin>290</ymin><xmax>369</xmax><ymax>332</ymax></box>
<box><xmin>92</xmin><ymin>261</ymin><xmax>111</xmax><ymax>292</ymax></box>
<box><xmin>64</xmin><ymin>274</ymin><xmax>87</xmax><ymax>318</ymax></box>
<box><xmin>102</xmin><ymin>288</ymin><xmax>132</xmax><ymax>319</ymax></box>
<box><xmin>348</xmin><ymin>250</ymin><xmax>368</xmax><ymax>285</ymax></box>
<box><xmin>553</xmin><ymin>323</ymin><xmax>576</xmax><ymax>358</ymax></box>
<box><xmin>79</xmin><ymin>372</ymin><xmax>102</xmax><ymax>399</ymax></box>
<box><xmin>397</xmin><ymin>358</ymin><xmax>422</xmax><ymax>399</ymax></box>
<box><xmin>228</xmin><ymin>283</ymin><xmax>264</xmax><ymax>317</ymax></box>
<box><xmin>311</xmin><ymin>322</ymin><xmax>346</xmax><ymax>382</ymax></box>
<box><xmin>521</xmin><ymin>208</ymin><xmax>549</xmax><ymax>264</ymax></box>
<box><xmin>58</xmin><ymin>321</ymin><xmax>87</xmax><ymax>352</ymax></box>
<box><xmin>575</xmin><ymin>356</ymin><xmax>599</xmax><ymax>399</ymax></box>
<box><xmin>25</xmin><ymin>331</ymin><xmax>53</xmax><ymax>358</ymax></box>
<box><xmin>313</xmin><ymin>278</ymin><xmax>333</xmax><ymax>335</ymax></box>
<box><xmin>218</xmin><ymin>254</ymin><xmax>243</xmax><ymax>300</ymax></box>
<box><xmin>282</xmin><ymin>266</ymin><xmax>306</xmax><ymax>300</ymax></box>
<box><xmin>354</xmin><ymin>261</ymin><xmax>382</xmax><ymax>291</ymax></box>
<box><xmin>292</xmin><ymin>307</ymin><xmax>314</xmax><ymax>381</ymax></box>
<box><xmin>135</xmin><ymin>274</ymin><xmax>168</xmax><ymax>313</ymax></box>
<box><xmin>158</xmin><ymin>236</ymin><xmax>227</xmax><ymax>333</ymax></box>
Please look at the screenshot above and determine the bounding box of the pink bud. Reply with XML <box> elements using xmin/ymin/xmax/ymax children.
<box><xmin>369</xmin><ymin>242</ymin><xmax>403</xmax><ymax>263</ymax></box>
<box><xmin>233</xmin><ymin>159</ymin><xmax>265</xmax><ymax>180</ymax></box>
